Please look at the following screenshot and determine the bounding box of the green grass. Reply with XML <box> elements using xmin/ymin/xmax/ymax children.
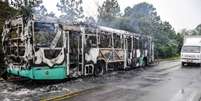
<box><xmin>159</xmin><ymin>54</ymin><xmax>180</xmax><ymax>61</ymax></box>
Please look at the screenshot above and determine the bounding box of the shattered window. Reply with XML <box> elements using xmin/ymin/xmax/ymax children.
<box><xmin>99</xmin><ymin>33</ymin><xmax>112</xmax><ymax>48</ymax></box>
<box><xmin>86</xmin><ymin>35</ymin><xmax>97</xmax><ymax>48</ymax></box>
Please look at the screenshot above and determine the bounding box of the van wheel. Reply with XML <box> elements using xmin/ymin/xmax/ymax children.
<box><xmin>94</xmin><ymin>61</ymin><xmax>105</xmax><ymax>76</ymax></box>
<box><xmin>181</xmin><ymin>62</ymin><xmax>186</xmax><ymax>67</ymax></box>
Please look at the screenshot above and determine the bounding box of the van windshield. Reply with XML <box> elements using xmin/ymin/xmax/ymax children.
<box><xmin>182</xmin><ymin>46</ymin><xmax>200</xmax><ymax>53</ymax></box>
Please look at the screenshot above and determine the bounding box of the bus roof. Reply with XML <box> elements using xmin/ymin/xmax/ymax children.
<box><xmin>63</xmin><ymin>24</ymin><xmax>152</xmax><ymax>39</ymax></box>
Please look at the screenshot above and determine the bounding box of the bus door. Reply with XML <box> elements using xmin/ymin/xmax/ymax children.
<box><xmin>84</xmin><ymin>33</ymin><xmax>97</xmax><ymax>75</ymax></box>
<box><xmin>125</xmin><ymin>36</ymin><xmax>132</xmax><ymax>66</ymax></box>
<box><xmin>68</xmin><ymin>31</ymin><xmax>82</xmax><ymax>77</ymax></box>
<box><xmin>132</xmin><ymin>36</ymin><xmax>140</xmax><ymax>67</ymax></box>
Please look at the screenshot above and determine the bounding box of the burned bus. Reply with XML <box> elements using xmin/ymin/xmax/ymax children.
<box><xmin>2</xmin><ymin>16</ymin><xmax>154</xmax><ymax>80</ymax></box>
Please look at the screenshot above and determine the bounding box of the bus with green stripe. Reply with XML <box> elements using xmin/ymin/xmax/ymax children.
<box><xmin>2</xmin><ymin>16</ymin><xmax>154</xmax><ymax>80</ymax></box>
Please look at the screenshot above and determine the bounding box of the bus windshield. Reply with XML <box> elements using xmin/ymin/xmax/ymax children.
<box><xmin>181</xmin><ymin>46</ymin><xmax>200</xmax><ymax>53</ymax></box>
<box><xmin>34</xmin><ymin>22</ymin><xmax>58</xmax><ymax>47</ymax></box>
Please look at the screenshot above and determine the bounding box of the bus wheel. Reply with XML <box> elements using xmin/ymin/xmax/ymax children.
<box><xmin>1</xmin><ymin>71</ymin><xmax>8</xmax><ymax>80</ymax></box>
<box><xmin>140</xmin><ymin>58</ymin><xmax>145</xmax><ymax>67</ymax></box>
<box><xmin>94</xmin><ymin>61</ymin><xmax>105</xmax><ymax>76</ymax></box>
<box><xmin>143</xmin><ymin>57</ymin><xmax>148</xmax><ymax>67</ymax></box>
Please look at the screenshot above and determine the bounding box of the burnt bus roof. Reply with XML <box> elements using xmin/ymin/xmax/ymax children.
<box><xmin>33</xmin><ymin>15</ymin><xmax>58</xmax><ymax>23</ymax></box>
<box><xmin>62</xmin><ymin>24</ymin><xmax>152</xmax><ymax>39</ymax></box>
<box><xmin>4</xmin><ymin>15</ymin><xmax>152</xmax><ymax>39</ymax></box>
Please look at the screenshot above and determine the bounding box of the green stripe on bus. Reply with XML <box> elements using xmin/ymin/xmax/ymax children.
<box><xmin>7</xmin><ymin>65</ymin><xmax>67</xmax><ymax>80</ymax></box>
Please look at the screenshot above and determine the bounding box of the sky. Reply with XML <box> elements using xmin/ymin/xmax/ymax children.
<box><xmin>43</xmin><ymin>0</ymin><xmax>201</xmax><ymax>32</ymax></box>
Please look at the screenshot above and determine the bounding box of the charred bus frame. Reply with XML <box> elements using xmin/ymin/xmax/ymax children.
<box><xmin>2</xmin><ymin>16</ymin><xmax>154</xmax><ymax>80</ymax></box>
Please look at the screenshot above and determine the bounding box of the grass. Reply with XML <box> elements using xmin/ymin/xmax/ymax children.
<box><xmin>159</xmin><ymin>54</ymin><xmax>180</xmax><ymax>61</ymax></box>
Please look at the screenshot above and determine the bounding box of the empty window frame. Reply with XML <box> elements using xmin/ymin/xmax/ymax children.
<box><xmin>86</xmin><ymin>34</ymin><xmax>97</xmax><ymax>48</ymax></box>
<box><xmin>99</xmin><ymin>33</ymin><xmax>112</xmax><ymax>48</ymax></box>
<box><xmin>113</xmin><ymin>33</ymin><xmax>121</xmax><ymax>48</ymax></box>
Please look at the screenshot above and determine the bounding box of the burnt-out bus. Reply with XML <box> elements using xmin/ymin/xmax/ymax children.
<box><xmin>2</xmin><ymin>16</ymin><xmax>154</xmax><ymax>80</ymax></box>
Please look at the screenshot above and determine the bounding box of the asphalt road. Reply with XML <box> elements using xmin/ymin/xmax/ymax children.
<box><xmin>1</xmin><ymin>60</ymin><xmax>201</xmax><ymax>101</ymax></box>
<box><xmin>63</xmin><ymin>60</ymin><xmax>201</xmax><ymax>101</ymax></box>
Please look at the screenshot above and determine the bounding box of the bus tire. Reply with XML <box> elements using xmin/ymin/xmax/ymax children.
<box><xmin>1</xmin><ymin>71</ymin><xmax>8</xmax><ymax>80</ymax></box>
<box><xmin>143</xmin><ymin>57</ymin><xmax>148</xmax><ymax>66</ymax></box>
<box><xmin>94</xmin><ymin>61</ymin><xmax>105</xmax><ymax>76</ymax></box>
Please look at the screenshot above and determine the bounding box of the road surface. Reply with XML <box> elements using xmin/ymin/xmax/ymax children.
<box><xmin>1</xmin><ymin>60</ymin><xmax>201</xmax><ymax>101</ymax></box>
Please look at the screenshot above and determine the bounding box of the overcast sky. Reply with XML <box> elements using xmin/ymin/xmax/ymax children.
<box><xmin>43</xmin><ymin>0</ymin><xmax>201</xmax><ymax>32</ymax></box>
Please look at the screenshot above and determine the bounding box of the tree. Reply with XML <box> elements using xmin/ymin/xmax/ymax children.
<box><xmin>97</xmin><ymin>0</ymin><xmax>120</xmax><ymax>27</ymax></box>
<box><xmin>153</xmin><ymin>21</ymin><xmax>178</xmax><ymax>58</ymax></box>
<box><xmin>122</xmin><ymin>2</ymin><xmax>161</xmax><ymax>34</ymax></box>
<box><xmin>57</xmin><ymin>0</ymin><xmax>84</xmax><ymax>23</ymax></box>
<box><xmin>176</xmin><ymin>32</ymin><xmax>184</xmax><ymax>53</ymax></box>
<box><xmin>46</xmin><ymin>11</ymin><xmax>56</xmax><ymax>17</ymax></box>
<box><xmin>122</xmin><ymin>3</ymin><xmax>180</xmax><ymax>58</ymax></box>
<box><xmin>10</xmin><ymin>0</ymin><xmax>42</xmax><ymax>17</ymax></box>
<box><xmin>180</xmin><ymin>24</ymin><xmax>201</xmax><ymax>36</ymax></box>
<box><xmin>180</xmin><ymin>28</ymin><xmax>196</xmax><ymax>36</ymax></box>
<box><xmin>84</xmin><ymin>16</ymin><xmax>96</xmax><ymax>25</ymax></box>
<box><xmin>97</xmin><ymin>2</ymin><xmax>179</xmax><ymax>58</ymax></box>
<box><xmin>33</xmin><ymin>5</ymin><xmax>47</xmax><ymax>16</ymax></box>
<box><xmin>195</xmin><ymin>24</ymin><xmax>201</xmax><ymax>35</ymax></box>
<box><xmin>97</xmin><ymin>2</ymin><xmax>178</xmax><ymax>58</ymax></box>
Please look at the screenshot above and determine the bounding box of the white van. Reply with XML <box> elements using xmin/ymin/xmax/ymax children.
<box><xmin>181</xmin><ymin>36</ymin><xmax>201</xmax><ymax>66</ymax></box>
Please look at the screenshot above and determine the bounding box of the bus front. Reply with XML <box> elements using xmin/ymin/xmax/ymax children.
<box><xmin>31</xmin><ymin>21</ymin><xmax>67</xmax><ymax>80</ymax></box>
<box><xmin>4</xmin><ymin>19</ymin><xmax>68</xmax><ymax>80</ymax></box>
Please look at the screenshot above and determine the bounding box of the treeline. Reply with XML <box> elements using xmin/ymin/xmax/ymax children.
<box><xmin>176</xmin><ymin>24</ymin><xmax>201</xmax><ymax>53</ymax></box>
<box><xmin>0</xmin><ymin>0</ymin><xmax>200</xmax><ymax>61</ymax></box>
<box><xmin>97</xmin><ymin>0</ymin><xmax>182</xmax><ymax>58</ymax></box>
<box><xmin>179</xmin><ymin>24</ymin><xmax>201</xmax><ymax>36</ymax></box>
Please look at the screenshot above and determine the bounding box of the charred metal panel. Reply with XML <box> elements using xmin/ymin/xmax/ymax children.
<box><xmin>2</xmin><ymin>16</ymin><xmax>26</xmax><ymax>66</ymax></box>
<box><xmin>114</xmin><ymin>49</ymin><xmax>124</xmax><ymax>60</ymax></box>
<box><xmin>34</xmin><ymin>48</ymin><xmax>65</xmax><ymax>67</ymax></box>
<box><xmin>85</xmin><ymin>48</ymin><xmax>99</xmax><ymax>63</ymax></box>
<box><xmin>98</xmin><ymin>48</ymin><xmax>124</xmax><ymax>62</ymax></box>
